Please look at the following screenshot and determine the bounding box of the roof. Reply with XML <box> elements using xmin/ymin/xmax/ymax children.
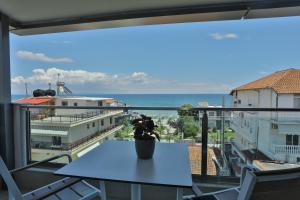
<box><xmin>253</xmin><ymin>160</ymin><xmax>300</xmax><ymax>171</ymax></box>
<box><xmin>230</xmin><ymin>68</ymin><xmax>300</xmax><ymax>95</ymax></box>
<box><xmin>189</xmin><ymin>144</ymin><xmax>217</xmax><ymax>175</ymax></box>
<box><xmin>241</xmin><ymin>149</ymin><xmax>271</xmax><ymax>162</ymax></box>
<box><xmin>57</xmin><ymin>96</ymin><xmax>113</xmax><ymax>101</ymax></box>
<box><xmin>2</xmin><ymin>0</ymin><xmax>300</xmax><ymax>35</ymax></box>
<box><xmin>16</xmin><ymin>97</ymin><xmax>53</xmax><ymax>105</ymax></box>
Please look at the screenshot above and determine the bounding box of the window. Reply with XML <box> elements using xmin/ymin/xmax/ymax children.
<box><xmin>286</xmin><ymin>135</ymin><xmax>299</xmax><ymax>145</ymax></box>
<box><xmin>294</xmin><ymin>95</ymin><xmax>300</xmax><ymax>108</ymax></box>
<box><xmin>98</xmin><ymin>101</ymin><xmax>103</xmax><ymax>107</ymax></box>
<box><xmin>110</xmin><ymin>117</ymin><xmax>113</xmax><ymax>124</ymax></box>
<box><xmin>92</xmin><ymin>122</ymin><xmax>95</xmax><ymax>127</ymax></box>
<box><xmin>237</xmin><ymin>99</ymin><xmax>241</xmax><ymax>104</ymax></box>
<box><xmin>74</xmin><ymin>102</ymin><xmax>78</xmax><ymax>106</ymax></box>
<box><xmin>87</xmin><ymin>124</ymin><xmax>90</xmax><ymax>129</ymax></box>
<box><xmin>208</xmin><ymin>112</ymin><xmax>214</xmax><ymax>117</ymax></box>
<box><xmin>293</xmin><ymin>135</ymin><xmax>299</xmax><ymax>145</ymax></box>
<box><xmin>52</xmin><ymin>136</ymin><xmax>62</xmax><ymax>146</ymax></box>
<box><xmin>62</xmin><ymin>101</ymin><xmax>68</xmax><ymax>106</ymax></box>
<box><xmin>101</xmin><ymin>119</ymin><xmax>104</xmax><ymax>126</ymax></box>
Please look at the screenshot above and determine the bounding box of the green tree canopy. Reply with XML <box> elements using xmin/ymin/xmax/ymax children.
<box><xmin>177</xmin><ymin>104</ymin><xmax>199</xmax><ymax>120</ymax></box>
<box><xmin>178</xmin><ymin>116</ymin><xmax>199</xmax><ymax>138</ymax></box>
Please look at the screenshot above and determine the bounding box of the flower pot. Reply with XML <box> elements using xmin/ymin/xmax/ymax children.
<box><xmin>135</xmin><ymin>139</ymin><xmax>155</xmax><ymax>159</ymax></box>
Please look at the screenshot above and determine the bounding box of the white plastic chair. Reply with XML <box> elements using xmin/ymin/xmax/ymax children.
<box><xmin>188</xmin><ymin>166</ymin><xmax>300</xmax><ymax>200</ymax></box>
<box><xmin>0</xmin><ymin>155</ymin><xmax>102</xmax><ymax>200</ymax></box>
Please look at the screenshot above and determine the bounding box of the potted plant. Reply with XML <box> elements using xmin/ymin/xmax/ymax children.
<box><xmin>131</xmin><ymin>115</ymin><xmax>160</xmax><ymax>159</ymax></box>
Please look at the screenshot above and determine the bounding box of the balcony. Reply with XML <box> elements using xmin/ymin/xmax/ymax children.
<box><xmin>272</xmin><ymin>144</ymin><xmax>300</xmax><ymax>163</ymax></box>
<box><xmin>2</xmin><ymin>104</ymin><xmax>300</xmax><ymax>199</ymax></box>
<box><xmin>1</xmin><ymin>1</ymin><xmax>300</xmax><ymax>198</ymax></box>
<box><xmin>273</xmin><ymin>144</ymin><xmax>300</xmax><ymax>155</ymax></box>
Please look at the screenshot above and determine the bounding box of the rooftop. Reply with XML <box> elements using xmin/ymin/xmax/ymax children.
<box><xmin>231</xmin><ymin>68</ymin><xmax>300</xmax><ymax>94</ymax></box>
<box><xmin>15</xmin><ymin>96</ymin><xmax>114</xmax><ymax>104</ymax></box>
<box><xmin>56</xmin><ymin>96</ymin><xmax>113</xmax><ymax>101</ymax></box>
<box><xmin>15</xmin><ymin>97</ymin><xmax>53</xmax><ymax>105</ymax></box>
<box><xmin>189</xmin><ymin>144</ymin><xmax>217</xmax><ymax>175</ymax></box>
<box><xmin>253</xmin><ymin>160</ymin><xmax>300</xmax><ymax>171</ymax></box>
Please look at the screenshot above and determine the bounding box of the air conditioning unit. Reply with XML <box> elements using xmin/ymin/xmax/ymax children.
<box><xmin>271</xmin><ymin>123</ymin><xmax>278</xmax><ymax>129</ymax></box>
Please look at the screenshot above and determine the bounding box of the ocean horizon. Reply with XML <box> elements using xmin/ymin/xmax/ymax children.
<box><xmin>12</xmin><ymin>93</ymin><xmax>232</xmax><ymax>107</ymax></box>
<box><xmin>12</xmin><ymin>93</ymin><xmax>232</xmax><ymax>117</ymax></box>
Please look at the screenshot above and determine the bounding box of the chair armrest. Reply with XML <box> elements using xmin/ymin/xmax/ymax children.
<box><xmin>10</xmin><ymin>154</ymin><xmax>72</xmax><ymax>173</ymax></box>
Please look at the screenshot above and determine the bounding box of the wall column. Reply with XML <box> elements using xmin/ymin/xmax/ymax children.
<box><xmin>0</xmin><ymin>14</ymin><xmax>14</xmax><ymax>168</ymax></box>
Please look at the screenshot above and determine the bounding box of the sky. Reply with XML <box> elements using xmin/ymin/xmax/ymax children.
<box><xmin>10</xmin><ymin>16</ymin><xmax>300</xmax><ymax>94</ymax></box>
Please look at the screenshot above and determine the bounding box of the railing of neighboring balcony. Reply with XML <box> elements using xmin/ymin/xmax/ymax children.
<box><xmin>13</xmin><ymin>104</ymin><xmax>300</xmax><ymax>178</ymax></box>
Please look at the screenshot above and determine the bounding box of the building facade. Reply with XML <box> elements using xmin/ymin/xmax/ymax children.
<box><xmin>17</xmin><ymin>96</ymin><xmax>125</xmax><ymax>161</ymax></box>
<box><xmin>230</xmin><ymin>68</ymin><xmax>300</xmax><ymax>165</ymax></box>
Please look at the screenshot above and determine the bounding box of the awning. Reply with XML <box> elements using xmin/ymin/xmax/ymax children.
<box><xmin>31</xmin><ymin>129</ymin><xmax>68</xmax><ymax>136</ymax></box>
<box><xmin>0</xmin><ymin>0</ymin><xmax>300</xmax><ymax>35</ymax></box>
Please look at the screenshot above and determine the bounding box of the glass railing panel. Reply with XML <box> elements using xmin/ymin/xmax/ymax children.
<box><xmin>24</xmin><ymin>106</ymin><xmax>300</xmax><ymax>177</ymax></box>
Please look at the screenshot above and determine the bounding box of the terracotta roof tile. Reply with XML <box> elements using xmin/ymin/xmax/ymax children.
<box><xmin>16</xmin><ymin>97</ymin><xmax>53</xmax><ymax>105</ymax></box>
<box><xmin>230</xmin><ymin>68</ymin><xmax>300</xmax><ymax>94</ymax></box>
<box><xmin>188</xmin><ymin>144</ymin><xmax>217</xmax><ymax>175</ymax></box>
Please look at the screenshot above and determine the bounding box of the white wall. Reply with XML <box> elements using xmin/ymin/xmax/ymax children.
<box><xmin>277</xmin><ymin>94</ymin><xmax>300</xmax><ymax>121</ymax></box>
<box><xmin>55</xmin><ymin>98</ymin><xmax>110</xmax><ymax>115</ymax></box>
<box><xmin>68</xmin><ymin>116</ymin><xmax>114</xmax><ymax>143</ymax></box>
<box><xmin>234</xmin><ymin>90</ymin><xmax>259</xmax><ymax>107</ymax></box>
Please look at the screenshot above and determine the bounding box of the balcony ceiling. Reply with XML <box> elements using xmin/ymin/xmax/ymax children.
<box><xmin>1</xmin><ymin>0</ymin><xmax>300</xmax><ymax>35</ymax></box>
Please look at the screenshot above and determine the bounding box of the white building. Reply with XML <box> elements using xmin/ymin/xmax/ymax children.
<box><xmin>230</xmin><ymin>68</ymin><xmax>300</xmax><ymax>165</ymax></box>
<box><xmin>198</xmin><ymin>102</ymin><xmax>231</xmax><ymax>131</ymax></box>
<box><xmin>17</xmin><ymin>96</ymin><xmax>125</xmax><ymax>161</ymax></box>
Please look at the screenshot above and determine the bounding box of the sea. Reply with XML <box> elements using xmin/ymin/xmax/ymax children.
<box><xmin>12</xmin><ymin>94</ymin><xmax>232</xmax><ymax>118</ymax></box>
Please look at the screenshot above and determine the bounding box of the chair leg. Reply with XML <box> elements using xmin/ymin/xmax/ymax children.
<box><xmin>99</xmin><ymin>181</ymin><xmax>107</xmax><ymax>200</ymax></box>
<box><xmin>131</xmin><ymin>184</ymin><xmax>141</xmax><ymax>200</ymax></box>
<box><xmin>177</xmin><ymin>188</ymin><xmax>183</xmax><ymax>200</ymax></box>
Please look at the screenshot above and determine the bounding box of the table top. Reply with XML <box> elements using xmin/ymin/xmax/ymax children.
<box><xmin>55</xmin><ymin>140</ymin><xmax>192</xmax><ymax>188</ymax></box>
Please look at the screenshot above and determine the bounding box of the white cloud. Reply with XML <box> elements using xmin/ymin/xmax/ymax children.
<box><xmin>16</xmin><ymin>50</ymin><xmax>74</xmax><ymax>63</ymax></box>
<box><xmin>130</xmin><ymin>72</ymin><xmax>149</xmax><ymax>83</ymax></box>
<box><xmin>210</xmin><ymin>33</ymin><xmax>238</xmax><ymax>40</ymax></box>
<box><xmin>52</xmin><ymin>41</ymin><xmax>72</xmax><ymax>44</ymax></box>
<box><xmin>11</xmin><ymin>67</ymin><xmax>231</xmax><ymax>94</ymax></box>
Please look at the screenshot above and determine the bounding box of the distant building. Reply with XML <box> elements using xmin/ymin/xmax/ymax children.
<box><xmin>230</xmin><ymin>68</ymin><xmax>300</xmax><ymax>168</ymax></box>
<box><xmin>16</xmin><ymin>96</ymin><xmax>125</xmax><ymax>161</ymax></box>
<box><xmin>198</xmin><ymin>102</ymin><xmax>231</xmax><ymax>130</ymax></box>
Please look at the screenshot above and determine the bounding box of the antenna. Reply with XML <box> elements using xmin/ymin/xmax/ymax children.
<box><xmin>25</xmin><ymin>83</ymin><xmax>28</xmax><ymax>97</ymax></box>
<box><xmin>56</xmin><ymin>73</ymin><xmax>72</xmax><ymax>96</ymax></box>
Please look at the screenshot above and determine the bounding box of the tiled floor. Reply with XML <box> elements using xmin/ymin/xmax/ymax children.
<box><xmin>0</xmin><ymin>190</ymin><xmax>8</xmax><ymax>199</ymax></box>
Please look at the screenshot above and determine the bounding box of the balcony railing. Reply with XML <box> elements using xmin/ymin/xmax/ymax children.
<box><xmin>13</xmin><ymin>104</ymin><xmax>300</xmax><ymax>177</ymax></box>
<box><xmin>31</xmin><ymin>110</ymin><xmax>123</xmax><ymax>123</ymax></box>
<box><xmin>273</xmin><ymin>144</ymin><xmax>300</xmax><ymax>155</ymax></box>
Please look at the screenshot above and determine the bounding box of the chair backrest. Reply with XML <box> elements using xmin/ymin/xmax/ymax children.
<box><xmin>0</xmin><ymin>156</ymin><xmax>23</xmax><ymax>200</ymax></box>
<box><xmin>238</xmin><ymin>167</ymin><xmax>300</xmax><ymax>200</ymax></box>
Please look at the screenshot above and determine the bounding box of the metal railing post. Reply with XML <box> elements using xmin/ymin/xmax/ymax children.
<box><xmin>201</xmin><ymin>110</ymin><xmax>208</xmax><ymax>176</ymax></box>
<box><xmin>25</xmin><ymin>109</ymin><xmax>31</xmax><ymax>162</ymax></box>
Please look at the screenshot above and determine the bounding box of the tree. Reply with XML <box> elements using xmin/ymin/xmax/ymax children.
<box><xmin>177</xmin><ymin>104</ymin><xmax>199</xmax><ymax>120</ymax></box>
<box><xmin>178</xmin><ymin>116</ymin><xmax>199</xmax><ymax>139</ymax></box>
<box><xmin>114</xmin><ymin>118</ymin><xmax>133</xmax><ymax>139</ymax></box>
<box><xmin>156</xmin><ymin>122</ymin><xmax>166</xmax><ymax>135</ymax></box>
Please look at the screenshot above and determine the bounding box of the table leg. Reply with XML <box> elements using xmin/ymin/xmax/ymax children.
<box><xmin>99</xmin><ymin>181</ymin><xmax>107</xmax><ymax>200</ymax></box>
<box><xmin>131</xmin><ymin>184</ymin><xmax>141</xmax><ymax>200</ymax></box>
<box><xmin>176</xmin><ymin>187</ymin><xmax>183</xmax><ymax>200</ymax></box>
